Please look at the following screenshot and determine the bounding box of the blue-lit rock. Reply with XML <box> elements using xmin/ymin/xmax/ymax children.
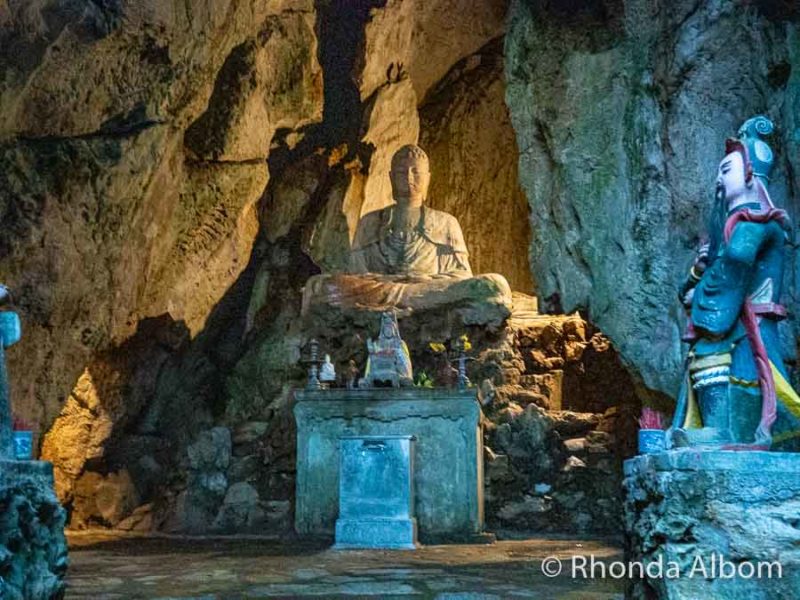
<box><xmin>0</xmin><ymin>306</ymin><xmax>68</xmax><ymax>598</ymax></box>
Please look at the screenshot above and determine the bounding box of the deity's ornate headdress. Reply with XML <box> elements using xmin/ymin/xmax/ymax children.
<box><xmin>737</xmin><ymin>115</ymin><xmax>774</xmax><ymax>181</ymax></box>
<box><xmin>724</xmin><ymin>115</ymin><xmax>776</xmax><ymax>210</ymax></box>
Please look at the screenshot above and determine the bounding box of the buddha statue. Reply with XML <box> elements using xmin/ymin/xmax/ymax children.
<box><xmin>302</xmin><ymin>145</ymin><xmax>512</xmax><ymax>325</ymax></box>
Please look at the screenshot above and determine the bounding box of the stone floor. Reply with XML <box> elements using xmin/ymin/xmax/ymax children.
<box><xmin>66</xmin><ymin>532</ymin><xmax>624</xmax><ymax>599</ymax></box>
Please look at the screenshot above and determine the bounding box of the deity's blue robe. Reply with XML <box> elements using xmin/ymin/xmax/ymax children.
<box><xmin>678</xmin><ymin>203</ymin><xmax>800</xmax><ymax>448</ymax></box>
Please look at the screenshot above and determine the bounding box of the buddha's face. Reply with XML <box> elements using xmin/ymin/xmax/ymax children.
<box><xmin>390</xmin><ymin>154</ymin><xmax>430</xmax><ymax>206</ymax></box>
<box><xmin>716</xmin><ymin>151</ymin><xmax>750</xmax><ymax>207</ymax></box>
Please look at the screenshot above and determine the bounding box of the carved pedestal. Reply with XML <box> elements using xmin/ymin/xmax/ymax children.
<box><xmin>294</xmin><ymin>389</ymin><xmax>486</xmax><ymax>543</ymax></box>
<box><xmin>624</xmin><ymin>450</ymin><xmax>800</xmax><ymax>599</ymax></box>
<box><xmin>335</xmin><ymin>435</ymin><xmax>417</xmax><ymax>549</ymax></box>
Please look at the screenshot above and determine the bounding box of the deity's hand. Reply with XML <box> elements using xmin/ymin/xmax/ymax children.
<box><xmin>677</xmin><ymin>241</ymin><xmax>709</xmax><ymax>308</ymax></box>
<box><xmin>681</xmin><ymin>287</ymin><xmax>695</xmax><ymax>309</ymax></box>
<box><xmin>692</xmin><ymin>241</ymin><xmax>711</xmax><ymax>277</ymax></box>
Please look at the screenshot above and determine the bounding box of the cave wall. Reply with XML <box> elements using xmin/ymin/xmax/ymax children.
<box><xmin>0</xmin><ymin>0</ymin><xmax>323</xmax><ymax>508</ymax></box>
<box><xmin>1</xmin><ymin>0</ymin><xmax>549</xmax><ymax>531</ymax></box>
<box><xmin>5</xmin><ymin>0</ymin><xmax>796</xmax><ymax>535</ymax></box>
<box><xmin>505</xmin><ymin>0</ymin><xmax>800</xmax><ymax>397</ymax></box>
<box><xmin>420</xmin><ymin>38</ymin><xmax>534</xmax><ymax>293</ymax></box>
<box><xmin>0</xmin><ymin>0</ymin><xmax>322</xmax><ymax>428</ymax></box>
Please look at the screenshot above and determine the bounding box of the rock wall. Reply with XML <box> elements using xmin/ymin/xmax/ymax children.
<box><xmin>505</xmin><ymin>0</ymin><xmax>800</xmax><ymax>397</ymax></box>
<box><xmin>0</xmin><ymin>0</ymin><xmax>548</xmax><ymax>531</ymax></box>
<box><xmin>0</xmin><ymin>0</ymin><xmax>322</xmax><ymax>432</ymax></box>
<box><xmin>421</xmin><ymin>38</ymin><xmax>534</xmax><ymax>293</ymax></box>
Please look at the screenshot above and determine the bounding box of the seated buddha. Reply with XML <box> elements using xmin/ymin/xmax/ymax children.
<box><xmin>302</xmin><ymin>144</ymin><xmax>512</xmax><ymax>326</ymax></box>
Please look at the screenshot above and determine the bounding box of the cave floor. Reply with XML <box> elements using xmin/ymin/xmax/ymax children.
<box><xmin>66</xmin><ymin>532</ymin><xmax>624</xmax><ymax>599</ymax></box>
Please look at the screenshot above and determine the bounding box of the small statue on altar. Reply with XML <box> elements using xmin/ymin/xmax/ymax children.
<box><xmin>319</xmin><ymin>354</ymin><xmax>336</xmax><ymax>388</ymax></box>
<box><xmin>345</xmin><ymin>360</ymin><xmax>360</xmax><ymax>390</ymax></box>
<box><xmin>670</xmin><ymin>116</ymin><xmax>800</xmax><ymax>450</ymax></box>
<box><xmin>359</xmin><ymin>311</ymin><xmax>413</xmax><ymax>388</ymax></box>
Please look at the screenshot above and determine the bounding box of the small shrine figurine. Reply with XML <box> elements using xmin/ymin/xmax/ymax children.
<box><xmin>669</xmin><ymin>116</ymin><xmax>800</xmax><ymax>450</ymax></box>
<box><xmin>359</xmin><ymin>311</ymin><xmax>413</xmax><ymax>388</ymax></box>
<box><xmin>319</xmin><ymin>354</ymin><xmax>336</xmax><ymax>388</ymax></box>
<box><xmin>345</xmin><ymin>360</ymin><xmax>359</xmax><ymax>390</ymax></box>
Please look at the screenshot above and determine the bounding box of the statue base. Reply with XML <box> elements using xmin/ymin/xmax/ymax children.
<box><xmin>0</xmin><ymin>460</ymin><xmax>68</xmax><ymax>599</ymax></box>
<box><xmin>623</xmin><ymin>450</ymin><xmax>800</xmax><ymax>599</ymax></box>
<box><xmin>334</xmin><ymin>435</ymin><xmax>418</xmax><ymax>550</ymax></box>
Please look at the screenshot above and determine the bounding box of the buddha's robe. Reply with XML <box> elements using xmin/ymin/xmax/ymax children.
<box><xmin>349</xmin><ymin>206</ymin><xmax>471</xmax><ymax>276</ymax></box>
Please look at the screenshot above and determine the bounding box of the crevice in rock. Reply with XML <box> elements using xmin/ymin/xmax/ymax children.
<box><xmin>315</xmin><ymin>0</ymin><xmax>387</xmax><ymax>145</ymax></box>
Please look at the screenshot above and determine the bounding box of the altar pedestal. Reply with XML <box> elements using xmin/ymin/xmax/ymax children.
<box><xmin>335</xmin><ymin>435</ymin><xmax>417</xmax><ymax>549</ymax></box>
<box><xmin>623</xmin><ymin>450</ymin><xmax>800</xmax><ymax>599</ymax></box>
<box><xmin>294</xmin><ymin>389</ymin><xmax>485</xmax><ymax>543</ymax></box>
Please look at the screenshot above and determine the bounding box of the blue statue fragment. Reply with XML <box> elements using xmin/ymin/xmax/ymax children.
<box><xmin>671</xmin><ymin>116</ymin><xmax>800</xmax><ymax>450</ymax></box>
<box><xmin>0</xmin><ymin>284</ymin><xmax>21</xmax><ymax>459</ymax></box>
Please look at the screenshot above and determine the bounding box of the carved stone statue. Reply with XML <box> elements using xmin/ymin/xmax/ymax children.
<box><xmin>670</xmin><ymin>116</ymin><xmax>800</xmax><ymax>450</ymax></box>
<box><xmin>319</xmin><ymin>354</ymin><xmax>336</xmax><ymax>385</ymax></box>
<box><xmin>302</xmin><ymin>145</ymin><xmax>511</xmax><ymax>324</ymax></box>
<box><xmin>359</xmin><ymin>311</ymin><xmax>413</xmax><ymax>388</ymax></box>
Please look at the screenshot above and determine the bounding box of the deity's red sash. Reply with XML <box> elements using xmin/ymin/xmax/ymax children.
<box><xmin>723</xmin><ymin>208</ymin><xmax>789</xmax><ymax>445</ymax></box>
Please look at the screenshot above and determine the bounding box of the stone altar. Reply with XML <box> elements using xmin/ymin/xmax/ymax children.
<box><xmin>624</xmin><ymin>450</ymin><xmax>800</xmax><ymax>599</ymax></box>
<box><xmin>294</xmin><ymin>388</ymin><xmax>485</xmax><ymax>543</ymax></box>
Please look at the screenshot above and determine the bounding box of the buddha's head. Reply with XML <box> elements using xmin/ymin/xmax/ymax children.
<box><xmin>390</xmin><ymin>144</ymin><xmax>431</xmax><ymax>207</ymax></box>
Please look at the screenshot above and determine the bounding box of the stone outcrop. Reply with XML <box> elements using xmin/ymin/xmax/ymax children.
<box><xmin>1</xmin><ymin>0</ymin><xmax>322</xmax><ymax>432</ymax></box>
<box><xmin>505</xmin><ymin>0</ymin><xmax>800</xmax><ymax>397</ymax></box>
<box><xmin>624</xmin><ymin>451</ymin><xmax>800</xmax><ymax>599</ymax></box>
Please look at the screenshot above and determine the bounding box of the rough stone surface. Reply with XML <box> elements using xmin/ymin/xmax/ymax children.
<box><xmin>624</xmin><ymin>450</ymin><xmax>800</xmax><ymax>599</ymax></box>
<box><xmin>67</xmin><ymin>534</ymin><xmax>625</xmax><ymax>598</ymax></box>
<box><xmin>1</xmin><ymin>1</ymin><xmax>322</xmax><ymax>530</ymax></box>
<box><xmin>0</xmin><ymin>460</ymin><xmax>68</xmax><ymax>600</ymax></box>
<box><xmin>421</xmin><ymin>38</ymin><xmax>534</xmax><ymax>293</ymax></box>
<box><xmin>505</xmin><ymin>0</ymin><xmax>800</xmax><ymax>397</ymax></box>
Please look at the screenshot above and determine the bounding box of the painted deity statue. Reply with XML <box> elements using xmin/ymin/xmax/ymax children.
<box><xmin>302</xmin><ymin>145</ymin><xmax>511</xmax><ymax>319</ymax></box>
<box><xmin>670</xmin><ymin>116</ymin><xmax>800</xmax><ymax>450</ymax></box>
<box><xmin>360</xmin><ymin>311</ymin><xmax>413</xmax><ymax>388</ymax></box>
<box><xmin>0</xmin><ymin>285</ymin><xmax>21</xmax><ymax>459</ymax></box>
